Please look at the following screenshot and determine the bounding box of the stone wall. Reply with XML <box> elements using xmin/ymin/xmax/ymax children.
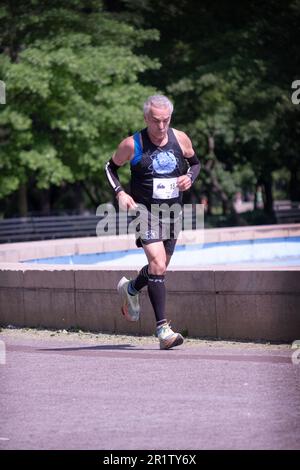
<box><xmin>0</xmin><ymin>224</ymin><xmax>300</xmax><ymax>342</ymax></box>
<box><xmin>0</xmin><ymin>265</ymin><xmax>299</xmax><ymax>342</ymax></box>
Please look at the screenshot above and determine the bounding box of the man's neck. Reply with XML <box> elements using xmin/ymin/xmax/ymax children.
<box><xmin>147</xmin><ymin>128</ymin><xmax>169</xmax><ymax>147</ymax></box>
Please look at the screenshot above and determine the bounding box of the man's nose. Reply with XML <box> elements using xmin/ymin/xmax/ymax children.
<box><xmin>158</xmin><ymin>122</ymin><xmax>164</xmax><ymax>129</ymax></box>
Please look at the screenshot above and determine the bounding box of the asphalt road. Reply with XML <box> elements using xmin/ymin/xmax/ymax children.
<box><xmin>0</xmin><ymin>331</ymin><xmax>299</xmax><ymax>450</ymax></box>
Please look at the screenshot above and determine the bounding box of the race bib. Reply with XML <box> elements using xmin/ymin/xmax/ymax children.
<box><xmin>152</xmin><ymin>177</ymin><xmax>179</xmax><ymax>199</ymax></box>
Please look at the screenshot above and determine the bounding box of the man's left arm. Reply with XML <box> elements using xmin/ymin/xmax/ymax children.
<box><xmin>176</xmin><ymin>131</ymin><xmax>201</xmax><ymax>191</ymax></box>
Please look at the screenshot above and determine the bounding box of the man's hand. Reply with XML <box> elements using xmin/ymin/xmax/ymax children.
<box><xmin>177</xmin><ymin>175</ymin><xmax>192</xmax><ymax>191</ymax></box>
<box><xmin>116</xmin><ymin>191</ymin><xmax>138</xmax><ymax>211</ymax></box>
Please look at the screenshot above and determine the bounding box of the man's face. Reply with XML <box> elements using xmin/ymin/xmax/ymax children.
<box><xmin>144</xmin><ymin>105</ymin><xmax>171</xmax><ymax>140</ymax></box>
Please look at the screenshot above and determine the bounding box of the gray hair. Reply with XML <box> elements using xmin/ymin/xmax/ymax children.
<box><xmin>143</xmin><ymin>94</ymin><xmax>174</xmax><ymax>116</ymax></box>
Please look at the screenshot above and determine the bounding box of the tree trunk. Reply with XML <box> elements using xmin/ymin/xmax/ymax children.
<box><xmin>205</xmin><ymin>134</ymin><xmax>234</xmax><ymax>215</ymax></box>
<box><xmin>74</xmin><ymin>182</ymin><xmax>85</xmax><ymax>213</ymax></box>
<box><xmin>206</xmin><ymin>191</ymin><xmax>212</xmax><ymax>216</ymax></box>
<box><xmin>254</xmin><ymin>188</ymin><xmax>258</xmax><ymax>210</ymax></box>
<box><xmin>18</xmin><ymin>184</ymin><xmax>28</xmax><ymax>217</ymax></box>
<box><xmin>81</xmin><ymin>181</ymin><xmax>99</xmax><ymax>207</ymax></box>
<box><xmin>222</xmin><ymin>199</ymin><xmax>229</xmax><ymax>215</ymax></box>
<box><xmin>262</xmin><ymin>176</ymin><xmax>273</xmax><ymax>214</ymax></box>
<box><xmin>290</xmin><ymin>168</ymin><xmax>300</xmax><ymax>201</ymax></box>
<box><xmin>40</xmin><ymin>189</ymin><xmax>51</xmax><ymax>215</ymax></box>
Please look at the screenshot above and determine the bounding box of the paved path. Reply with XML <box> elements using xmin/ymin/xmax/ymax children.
<box><xmin>0</xmin><ymin>332</ymin><xmax>299</xmax><ymax>450</ymax></box>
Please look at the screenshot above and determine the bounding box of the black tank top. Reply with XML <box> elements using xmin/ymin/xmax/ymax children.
<box><xmin>130</xmin><ymin>127</ymin><xmax>188</xmax><ymax>209</ymax></box>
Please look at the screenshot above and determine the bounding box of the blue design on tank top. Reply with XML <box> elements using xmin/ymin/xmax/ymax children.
<box><xmin>131</xmin><ymin>132</ymin><xmax>143</xmax><ymax>166</ymax></box>
<box><xmin>152</xmin><ymin>150</ymin><xmax>177</xmax><ymax>174</ymax></box>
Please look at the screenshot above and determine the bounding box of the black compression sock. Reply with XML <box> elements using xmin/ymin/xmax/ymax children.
<box><xmin>147</xmin><ymin>274</ymin><xmax>166</xmax><ymax>323</ymax></box>
<box><xmin>156</xmin><ymin>319</ymin><xmax>167</xmax><ymax>328</ymax></box>
<box><xmin>132</xmin><ymin>265</ymin><xmax>149</xmax><ymax>292</ymax></box>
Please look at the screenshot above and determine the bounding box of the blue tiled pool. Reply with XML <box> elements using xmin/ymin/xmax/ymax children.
<box><xmin>23</xmin><ymin>236</ymin><xmax>300</xmax><ymax>267</ymax></box>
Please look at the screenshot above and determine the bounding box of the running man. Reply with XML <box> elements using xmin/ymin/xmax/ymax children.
<box><xmin>105</xmin><ymin>95</ymin><xmax>200</xmax><ymax>349</ymax></box>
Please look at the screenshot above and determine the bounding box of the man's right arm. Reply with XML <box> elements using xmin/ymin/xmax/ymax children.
<box><xmin>105</xmin><ymin>136</ymin><xmax>138</xmax><ymax>210</ymax></box>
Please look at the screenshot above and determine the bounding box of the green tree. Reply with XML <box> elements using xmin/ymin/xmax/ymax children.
<box><xmin>0</xmin><ymin>0</ymin><xmax>159</xmax><ymax>215</ymax></box>
<box><xmin>120</xmin><ymin>0</ymin><xmax>300</xmax><ymax>214</ymax></box>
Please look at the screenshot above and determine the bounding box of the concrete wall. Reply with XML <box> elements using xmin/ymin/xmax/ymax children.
<box><xmin>0</xmin><ymin>265</ymin><xmax>299</xmax><ymax>342</ymax></box>
<box><xmin>0</xmin><ymin>224</ymin><xmax>300</xmax><ymax>342</ymax></box>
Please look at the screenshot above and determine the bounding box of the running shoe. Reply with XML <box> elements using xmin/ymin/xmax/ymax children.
<box><xmin>156</xmin><ymin>322</ymin><xmax>184</xmax><ymax>350</ymax></box>
<box><xmin>117</xmin><ymin>276</ymin><xmax>140</xmax><ymax>322</ymax></box>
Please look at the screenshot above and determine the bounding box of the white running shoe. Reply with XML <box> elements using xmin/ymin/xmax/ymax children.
<box><xmin>117</xmin><ymin>276</ymin><xmax>140</xmax><ymax>322</ymax></box>
<box><xmin>156</xmin><ymin>322</ymin><xmax>184</xmax><ymax>350</ymax></box>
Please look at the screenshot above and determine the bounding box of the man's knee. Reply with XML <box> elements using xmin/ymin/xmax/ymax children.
<box><xmin>149</xmin><ymin>259</ymin><xmax>167</xmax><ymax>275</ymax></box>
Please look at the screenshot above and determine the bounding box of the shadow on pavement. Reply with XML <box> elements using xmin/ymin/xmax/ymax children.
<box><xmin>36</xmin><ymin>344</ymin><xmax>159</xmax><ymax>352</ymax></box>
